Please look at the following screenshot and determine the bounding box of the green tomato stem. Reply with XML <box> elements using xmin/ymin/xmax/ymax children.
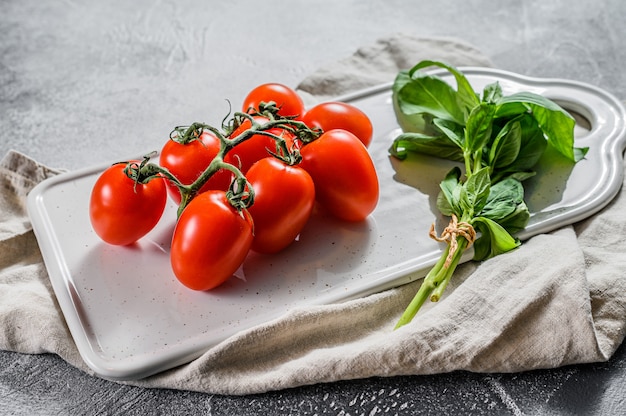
<box><xmin>133</xmin><ymin>109</ymin><xmax>321</xmax><ymax>217</ymax></box>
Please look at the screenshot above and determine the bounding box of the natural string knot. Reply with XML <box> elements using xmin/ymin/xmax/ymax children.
<box><xmin>429</xmin><ymin>214</ymin><xmax>476</xmax><ymax>268</ymax></box>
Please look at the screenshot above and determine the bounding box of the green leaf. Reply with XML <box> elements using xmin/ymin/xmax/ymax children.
<box><xmin>510</xmin><ymin>114</ymin><xmax>548</xmax><ymax>169</ymax></box>
<box><xmin>465</xmin><ymin>103</ymin><xmax>495</xmax><ymax>154</ymax></box>
<box><xmin>395</xmin><ymin>72</ymin><xmax>466</xmax><ymax>125</ymax></box>
<box><xmin>472</xmin><ymin>216</ymin><xmax>521</xmax><ymax>261</ymax></box>
<box><xmin>464</xmin><ymin>167</ymin><xmax>491</xmax><ymax>213</ymax></box>
<box><xmin>495</xmin><ymin>92</ymin><xmax>583</xmax><ymax>162</ymax></box>
<box><xmin>392</xmin><ymin>69</ymin><xmax>412</xmax><ymax>95</ymax></box>
<box><xmin>497</xmin><ymin>201</ymin><xmax>530</xmax><ymax>235</ymax></box>
<box><xmin>574</xmin><ymin>146</ymin><xmax>589</xmax><ymax>161</ymax></box>
<box><xmin>433</xmin><ymin>118</ymin><xmax>464</xmax><ymax>148</ymax></box>
<box><xmin>436</xmin><ymin>190</ymin><xmax>454</xmax><ymax>216</ymax></box>
<box><xmin>488</xmin><ymin>119</ymin><xmax>522</xmax><ymax>169</ymax></box>
<box><xmin>389</xmin><ymin>132</ymin><xmax>464</xmax><ymax>161</ymax></box>
<box><xmin>392</xmin><ymin>71</ymin><xmax>432</xmax><ymax>134</ymax></box>
<box><xmin>437</xmin><ymin>167</ymin><xmax>462</xmax><ymax>217</ymax></box>
<box><xmin>490</xmin><ymin>115</ymin><xmax>547</xmax><ymax>183</ymax></box>
<box><xmin>482</xmin><ymin>82</ymin><xmax>503</xmax><ymax>104</ymax></box>
<box><xmin>408</xmin><ymin>60</ymin><xmax>481</xmax><ymax>114</ymax></box>
<box><xmin>479</xmin><ymin>177</ymin><xmax>524</xmax><ymax>221</ymax></box>
<box><xmin>472</xmin><ymin>234</ymin><xmax>491</xmax><ymax>262</ymax></box>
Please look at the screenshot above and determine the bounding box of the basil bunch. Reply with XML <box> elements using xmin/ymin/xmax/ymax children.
<box><xmin>391</xmin><ymin>60</ymin><xmax>587</xmax><ymax>328</ymax></box>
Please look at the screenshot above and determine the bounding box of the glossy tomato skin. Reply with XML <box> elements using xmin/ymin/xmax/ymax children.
<box><xmin>159</xmin><ymin>130</ymin><xmax>232</xmax><ymax>204</ymax></box>
<box><xmin>299</xmin><ymin>129</ymin><xmax>379</xmax><ymax>222</ymax></box>
<box><xmin>242</xmin><ymin>83</ymin><xmax>305</xmax><ymax>118</ymax></box>
<box><xmin>246</xmin><ymin>157</ymin><xmax>315</xmax><ymax>254</ymax></box>
<box><xmin>226</xmin><ymin>116</ymin><xmax>293</xmax><ymax>173</ymax></box>
<box><xmin>170</xmin><ymin>190</ymin><xmax>253</xmax><ymax>291</ymax></box>
<box><xmin>89</xmin><ymin>162</ymin><xmax>167</xmax><ymax>245</ymax></box>
<box><xmin>302</xmin><ymin>102</ymin><xmax>374</xmax><ymax>147</ymax></box>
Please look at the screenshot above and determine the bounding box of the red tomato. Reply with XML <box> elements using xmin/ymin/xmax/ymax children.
<box><xmin>170</xmin><ymin>190</ymin><xmax>253</xmax><ymax>291</ymax></box>
<box><xmin>302</xmin><ymin>102</ymin><xmax>374</xmax><ymax>147</ymax></box>
<box><xmin>226</xmin><ymin>116</ymin><xmax>294</xmax><ymax>173</ymax></box>
<box><xmin>299</xmin><ymin>129</ymin><xmax>379</xmax><ymax>222</ymax></box>
<box><xmin>242</xmin><ymin>83</ymin><xmax>305</xmax><ymax>118</ymax></box>
<box><xmin>159</xmin><ymin>130</ymin><xmax>232</xmax><ymax>204</ymax></box>
<box><xmin>90</xmin><ymin>162</ymin><xmax>167</xmax><ymax>245</ymax></box>
<box><xmin>246</xmin><ymin>157</ymin><xmax>315</xmax><ymax>254</ymax></box>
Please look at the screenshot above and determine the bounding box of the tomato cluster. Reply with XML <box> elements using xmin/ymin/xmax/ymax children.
<box><xmin>89</xmin><ymin>83</ymin><xmax>379</xmax><ymax>291</ymax></box>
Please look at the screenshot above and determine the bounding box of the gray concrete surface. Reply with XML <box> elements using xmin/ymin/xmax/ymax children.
<box><xmin>2</xmin><ymin>0</ymin><xmax>626</xmax><ymax>414</ymax></box>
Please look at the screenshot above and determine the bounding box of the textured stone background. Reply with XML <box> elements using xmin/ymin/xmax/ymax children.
<box><xmin>2</xmin><ymin>0</ymin><xmax>626</xmax><ymax>414</ymax></box>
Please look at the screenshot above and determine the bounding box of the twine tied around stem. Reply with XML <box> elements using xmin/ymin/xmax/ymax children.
<box><xmin>429</xmin><ymin>214</ymin><xmax>476</xmax><ymax>268</ymax></box>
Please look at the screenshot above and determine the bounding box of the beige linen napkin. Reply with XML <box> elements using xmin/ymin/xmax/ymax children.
<box><xmin>1</xmin><ymin>34</ymin><xmax>625</xmax><ymax>396</ymax></box>
<box><xmin>0</xmin><ymin>151</ymin><xmax>84</xmax><ymax>366</ymax></box>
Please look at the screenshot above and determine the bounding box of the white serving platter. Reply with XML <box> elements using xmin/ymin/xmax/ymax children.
<box><xmin>27</xmin><ymin>68</ymin><xmax>626</xmax><ymax>380</ymax></box>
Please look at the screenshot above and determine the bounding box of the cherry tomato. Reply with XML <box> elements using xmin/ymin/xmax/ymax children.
<box><xmin>170</xmin><ymin>190</ymin><xmax>253</xmax><ymax>291</ymax></box>
<box><xmin>90</xmin><ymin>162</ymin><xmax>167</xmax><ymax>245</ymax></box>
<box><xmin>242</xmin><ymin>83</ymin><xmax>305</xmax><ymax>118</ymax></box>
<box><xmin>159</xmin><ymin>130</ymin><xmax>232</xmax><ymax>204</ymax></box>
<box><xmin>246</xmin><ymin>157</ymin><xmax>315</xmax><ymax>254</ymax></box>
<box><xmin>299</xmin><ymin>129</ymin><xmax>379</xmax><ymax>222</ymax></box>
<box><xmin>226</xmin><ymin>116</ymin><xmax>293</xmax><ymax>173</ymax></box>
<box><xmin>302</xmin><ymin>102</ymin><xmax>374</xmax><ymax>147</ymax></box>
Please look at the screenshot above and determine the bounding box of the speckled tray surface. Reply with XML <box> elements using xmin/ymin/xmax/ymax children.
<box><xmin>27</xmin><ymin>68</ymin><xmax>626</xmax><ymax>380</ymax></box>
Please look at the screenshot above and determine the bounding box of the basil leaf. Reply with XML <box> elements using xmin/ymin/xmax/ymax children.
<box><xmin>408</xmin><ymin>60</ymin><xmax>480</xmax><ymax>114</ymax></box>
<box><xmin>437</xmin><ymin>167</ymin><xmax>462</xmax><ymax>217</ymax></box>
<box><xmin>488</xmin><ymin>118</ymin><xmax>522</xmax><ymax>169</ymax></box>
<box><xmin>512</xmin><ymin>114</ymin><xmax>548</xmax><ymax>169</ymax></box>
<box><xmin>496</xmin><ymin>201</ymin><xmax>530</xmax><ymax>235</ymax></box>
<box><xmin>392</xmin><ymin>71</ymin><xmax>432</xmax><ymax>134</ymax></box>
<box><xmin>574</xmin><ymin>146</ymin><xmax>590</xmax><ymax>161</ymax></box>
<box><xmin>490</xmin><ymin>115</ymin><xmax>547</xmax><ymax>182</ymax></box>
<box><xmin>389</xmin><ymin>132</ymin><xmax>464</xmax><ymax>161</ymax></box>
<box><xmin>395</xmin><ymin>72</ymin><xmax>466</xmax><ymax>125</ymax></box>
<box><xmin>464</xmin><ymin>166</ymin><xmax>491</xmax><ymax>213</ymax></box>
<box><xmin>495</xmin><ymin>92</ymin><xmax>586</xmax><ymax>162</ymax></box>
<box><xmin>472</xmin><ymin>235</ymin><xmax>491</xmax><ymax>262</ymax></box>
<box><xmin>392</xmin><ymin>69</ymin><xmax>412</xmax><ymax>95</ymax></box>
<box><xmin>433</xmin><ymin>118</ymin><xmax>464</xmax><ymax>148</ymax></box>
<box><xmin>479</xmin><ymin>177</ymin><xmax>524</xmax><ymax>221</ymax></box>
<box><xmin>436</xmin><ymin>190</ymin><xmax>454</xmax><ymax>216</ymax></box>
<box><xmin>465</xmin><ymin>103</ymin><xmax>495</xmax><ymax>154</ymax></box>
<box><xmin>482</xmin><ymin>82</ymin><xmax>503</xmax><ymax>104</ymax></box>
<box><xmin>472</xmin><ymin>216</ymin><xmax>521</xmax><ymax>261</ymax></box>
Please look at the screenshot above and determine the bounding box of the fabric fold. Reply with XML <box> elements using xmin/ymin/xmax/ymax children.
<box><xmin>0</xmin><ymin>150</ymin><xmax>86</xmax><ymax>367</ymax></box>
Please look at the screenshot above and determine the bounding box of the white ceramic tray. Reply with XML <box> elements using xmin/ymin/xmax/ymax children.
<box><xmin>27</xmin><ymin>68</ymin><xmax>626</xmax><ymax>380</ymax></box>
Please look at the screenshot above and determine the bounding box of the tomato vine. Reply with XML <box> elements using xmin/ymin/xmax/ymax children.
<box><xmin>131</xmin><ymin>104</ymin><xmax>321</xmax><ymax>218</ymax></box>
